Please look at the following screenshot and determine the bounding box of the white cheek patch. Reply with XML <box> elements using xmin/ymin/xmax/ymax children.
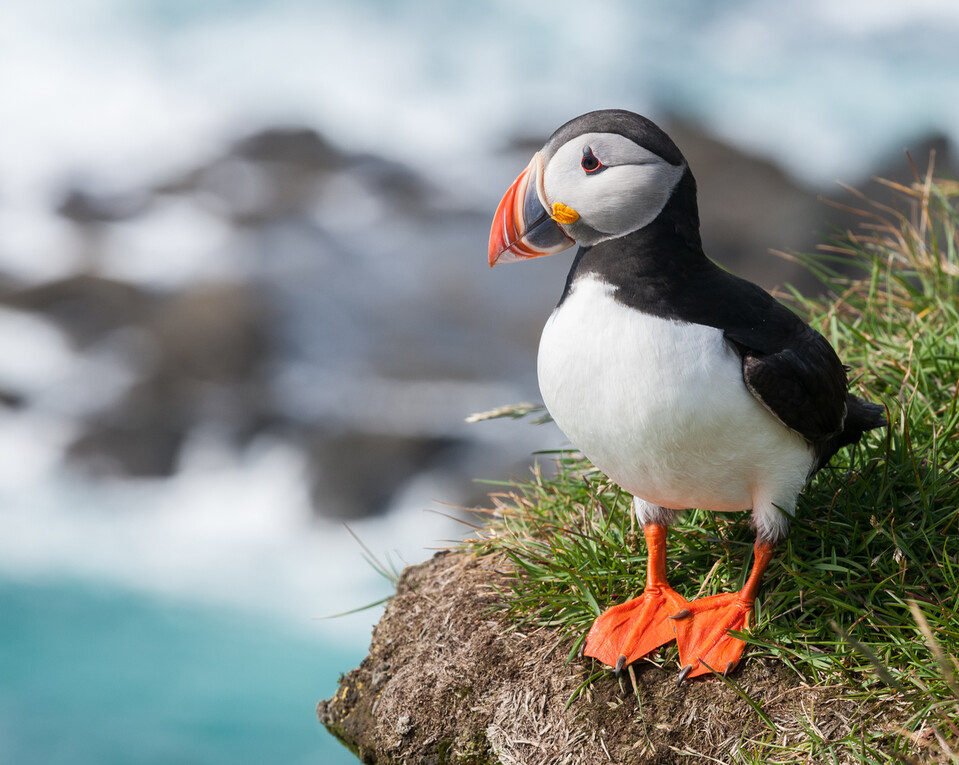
<box><xmin>543</xmin><ymin>132</ymin><xmax>685</xmax><ymax>241</ymax></box>
<box><xmin>584</xmin><ymin>162</ymin><xmax>684</xmax><ymax>235</ymax></box>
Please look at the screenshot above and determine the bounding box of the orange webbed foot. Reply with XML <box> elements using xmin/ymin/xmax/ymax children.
<box><xmin>584</xmin><ymin>585</ymin><xmax>688</xmax><ymax>672</ymax></box>
<box><xmin>671</xmin><ymin>592</ymin><xmax>752</xmax><ymax>680</ymax></box>
<box><xmin>670</xmin><ymin>541</ymin><xmax>775</xmax><ymax>680</ymax></box>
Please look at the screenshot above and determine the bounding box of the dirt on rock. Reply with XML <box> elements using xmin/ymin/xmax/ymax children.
<box><xmin>318</xmin><ymin>550</ymin><xmax>881</xmax><ymax>764</ymax></box>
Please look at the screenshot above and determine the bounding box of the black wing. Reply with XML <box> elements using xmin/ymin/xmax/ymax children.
<box><xmin>689</xmin><ymin>270</ymin><xmax>850</xmax><ymax>445</ymax></box>
<box><xmin>726</xmin><ymin>323</ymin><xmax>848</xmax><ymax>443</ymax></box>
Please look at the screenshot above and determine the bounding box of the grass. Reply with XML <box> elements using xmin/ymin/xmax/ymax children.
<box><xmin>464</xmin><ymin>160</ymin><xmax>959</xmax><ymax>763</ymax></box>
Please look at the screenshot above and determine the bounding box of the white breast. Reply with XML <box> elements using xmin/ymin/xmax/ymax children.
<box><xmin>537</xmin><ymin>275</ymin><xmax>814</xmax><ymax>514</ymax></box>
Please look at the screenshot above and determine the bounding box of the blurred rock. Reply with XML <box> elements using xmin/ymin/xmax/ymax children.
<box><xmin>155</xmin><ymin>126</ymin><xmax>434</xmax><ymax>227</ymax></box>
<box><xmin>153</xmin><ymin>128</ymin><xmax>342</xmax><ymax>224</ymax></box>
<box><xmin>307</xmin><ymin>430</ymin><xmax>467</xmax><ymax>520</ymax></box>
<box><xmin>151</xmin><ymin>284</ymin><xmax>269</xmax><ymax>385</ymax></box>
<box><xmin>67</xmin><ymin>376</ymin><xmax>188</xmax><ymax>477</ymax></box>
<box><xmin>0</xmin><ymin>388</ymin><xmax>26</xmax><ymax>409</ymax></box>
<box><xmin>3</xmin><ymin>274</ymin><xmax>153</xmax><ymax>347</ymax></box>
<box><xmin>58</xmin><ymin>283</ymin><xmax>273</xmax><ymax>477</ymax></box>
<box><xmin>57</xmin><ymin>188</ymin><xmax>150</xmax><ymax>225</ymax></box>
<box><xmin>232</xmin><ymin>127</ymin><xmax>348</xmax><ymax>172</ymax></box>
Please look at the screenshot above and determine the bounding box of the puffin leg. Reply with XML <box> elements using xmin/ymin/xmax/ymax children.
<box><xmin>670</xmin><ymin>541</ymin><xmax>775</xmax><ymax>680</ymax></box>
<box><xmin>584</xmin><ymin>523</ymin><xmax>688</xmax><ymax>672</ymax></box>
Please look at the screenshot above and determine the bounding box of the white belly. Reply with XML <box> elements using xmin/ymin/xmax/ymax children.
<box><xmin>537</xmin><ymin>275</ymin><xmax>814</xmax><ymax>513</ymax></box>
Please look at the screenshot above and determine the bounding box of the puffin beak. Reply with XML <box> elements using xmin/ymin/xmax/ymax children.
<box><xmin>488</xmin><ymin>152</ymin><xmax>576</xmax><ymax>266</ymax></box>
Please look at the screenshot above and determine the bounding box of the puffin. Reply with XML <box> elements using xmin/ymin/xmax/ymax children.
<box><xmin>487</xmin><ymin>110</ymin><xmax>885</xmax><ymax>680</ymax></box>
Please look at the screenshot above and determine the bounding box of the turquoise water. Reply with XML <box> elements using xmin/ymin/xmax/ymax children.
<box><xmin>0</xmin><ymin>578</ymin><xmax>362</xmax><ymax>764</ymax></box>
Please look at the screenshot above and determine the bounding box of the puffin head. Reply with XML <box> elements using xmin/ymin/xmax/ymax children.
<box><xmin>489</xmin><ymin>110</ymin><xmax>689</xmax><ymax>266</ymax></box>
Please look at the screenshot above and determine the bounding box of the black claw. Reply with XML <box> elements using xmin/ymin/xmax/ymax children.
<box><xmin>677</xmin><ymin>664</ymin><xmax>693</xmax><ymax>684</ymax></box>
<box><xmin>614</xmin><ymin>655</ymin><xmax>627</xmax><ymax>678</ymax></box>
<box><xmin>724</xmin><ymin>661</ymin><xmax>734</xmax><ymax>678</ymax></box>
<box><xmin>667</xmin><ymin>608</ymin><xmax>691</xmax><ymax>620</ymax></box>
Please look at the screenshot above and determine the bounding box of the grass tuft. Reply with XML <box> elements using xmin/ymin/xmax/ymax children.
<box><xmin>465</xmin><ymin>162</ymin><xmax>959</xmax><ymax>762</ymax></box>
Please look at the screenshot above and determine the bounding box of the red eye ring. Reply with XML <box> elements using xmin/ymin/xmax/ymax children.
<box><xmin>581</xmin><ymin>145</ymin><xmax>605</xmax><ymax>174</ymax></box>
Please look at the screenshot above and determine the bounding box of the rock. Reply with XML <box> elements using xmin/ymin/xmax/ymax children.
<box><xmin>306</xmin><ymin>431</ymin><xmax>468</xmax><ymax>520</ymax></box>
<box><xmin>61</xmin><ymin>283</ymin><xmax>272</xmax><ymax>477</ymax></box>
<box><xmin>319</xmin><ymin>551</ymin><xmax>873</xmax><ymax>764</ymax></box>
<box><xmin>232</xmin><ymin>127</ymin><xmax>349</xmax><ymax>172</ymax></box>
<box><xmin>149</xmin><ymin>283</ymin><xmax>270</xmax><ymax>385</ymax></box>
<box><xmin>66</xmin><ymin>378</ymin><xmax>187</xmax><ymax>477</ymax></box>
<box><xmin>0</xmin><ymin>389</ymin><xmax>26</xmax><ymax>409</ymax></box>
<box><xmin>56</xmin><ymin>188</ymin><xmax>150</xmax><ymax>225</ymax></box>
<box><xmin>2</xmin><ymin>274</ymin><xmax>155</xmax><ymax>347</ymax></box>
<box><xmin>3</xmin><ymin>271</ymin><xmax>274</xmax><ymax>477</ymax></box>
<box><xmin>151</xmin><ymin>126</ymin><xmax>349</xmax><ymax>224</ymax></box>
<box><xmin>155</xmin><ymin>125</ymin><xmax>442</xmax><ymax>226</ymax></box>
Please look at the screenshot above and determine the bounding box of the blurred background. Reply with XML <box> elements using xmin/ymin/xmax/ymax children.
<box><xmin>1</xmin><ymin>1</ymin><xmax>957</xmax><ymax>762</ymax></box>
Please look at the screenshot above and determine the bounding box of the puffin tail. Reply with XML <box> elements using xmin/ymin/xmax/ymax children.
<box><xmin>813</xmin><ymin>394</ymin><xmax>886</xmax><ymax>473</ymax></box>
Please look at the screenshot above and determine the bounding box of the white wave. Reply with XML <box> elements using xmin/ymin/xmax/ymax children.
<box><xmin>1</xmin><ymin>0</ymin><xmax>957</xmax><ymax>218</ymax></box>
<box><xmin>0</xmin><ymin>307</ymin><xmax>143</xmax><ymax>417</ymax></box>
<box><xmin>0</xmin><ymin>205</ymin><xmax>83</xmax><ymax>285</ymax></box>
<box><xmin>0</xmin><ymin>308</ymin><xmax>78</xmax><ymax>393</ymax></box>
<box><xmin>0</xmin><ymin>429</ymin><xmax>489</xmax><ymax>645</ymax></box>
<box><xmin>99</xmin><ymin>197</ymin><xmax>245</xmax><ymax>290</ymax></box>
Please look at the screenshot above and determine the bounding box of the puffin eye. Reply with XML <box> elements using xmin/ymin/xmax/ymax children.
<box><xmin>581</xmin><ymin>146</ymin><xmax>605</xmax><ymax>174</ymax></box>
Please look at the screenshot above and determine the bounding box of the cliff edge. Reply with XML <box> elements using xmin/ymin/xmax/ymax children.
<box><xmin>318</xmin><ymin>550</ymin><xmax>866</xmax><ymax>764</ymax></box>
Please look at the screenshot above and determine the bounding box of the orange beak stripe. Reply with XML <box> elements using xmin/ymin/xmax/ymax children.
<box><xmin>488</xmin><ymin>153</ymin><xmax>575</xmax><ymax>267</ymax></box>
